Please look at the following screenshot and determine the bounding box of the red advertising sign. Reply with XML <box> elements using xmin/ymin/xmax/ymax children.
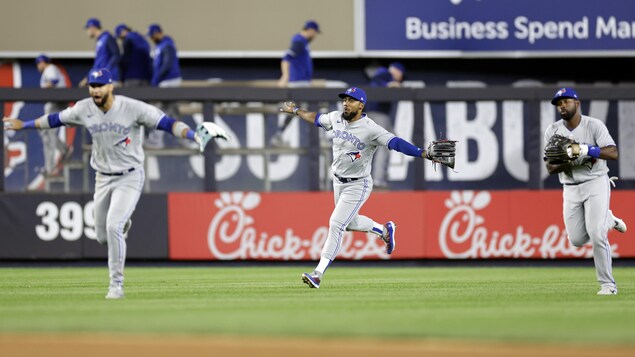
<box><xmin>168</xmin><ymin>190</ymin><xmax>635</xmax><ymax>260</ymax></box>
<box><xmin>424</xmin><ymin>190</ymin><xmax>635</xmax><ymax>259</ymax></box>
<box><xmin>168</xmin><ymin>191</ymin><xmax>425</xmax><ymax>260</ymax></box>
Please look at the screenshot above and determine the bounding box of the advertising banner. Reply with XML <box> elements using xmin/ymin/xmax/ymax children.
<box><xmin>168</xmin><ymin>190</ymin><xmax>635</xmax><ymax>260</ymax></box>
<box><xmin>0</xmin><ymin>193</ymin><xmax>168</xmax><ymax>260</ymax></box>
<box><xmin>168</xmin><ymin>191</ymin><xmax>426</xmax><ymax>260</ymax></box>
<box><xmin>365</xmin><ymin>0</ymin><xmax>635</xmax><ymax>55</ymax></box>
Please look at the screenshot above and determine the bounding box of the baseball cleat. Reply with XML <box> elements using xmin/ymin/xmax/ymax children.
<box><xmin>105</xmin><ymin>285</ymin><xmax>125</xmax><ymax>299</ymax></box>
<box><xmin>597</xmin><ymin>286</ymin><xmax>618</xmax><ymax>295</ymax></box>
<box><xmin>301</xmin><ymin>271</ymin><xmax>322</xmax><ymax>289</ymax></box>
<box><xmin>609</xmin><ymin>210</ymin><xmax>627</xmax><ymax>233</ymax></box>
<box><xmin>383</xmin><ymin>221</ymin><xmax>396</xmax><ymax>254</ymax></box>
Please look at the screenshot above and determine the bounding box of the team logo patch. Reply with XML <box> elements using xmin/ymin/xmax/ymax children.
<box><xmin>91</xmin><ymin>70</ymin><xmax>104</xmax><ymax>79</ymax></box>
<box><xmin>346</xmin><ymin>151</ymin><xmax>362</xmax><ymax>162</ymax></box>
<box><xmin>115</xmin><ymin>136</ymin><xmax>131</xmax><ymax>148</ymax></box>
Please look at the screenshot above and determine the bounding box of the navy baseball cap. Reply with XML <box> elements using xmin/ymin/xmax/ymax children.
<box><xmin>115</xmin><ymin>23</ymin><xmax>129</xmax><ymax>37</ymax></box>
<box><xmin>85</xmin><ymin>17</ymin><xmax>101</xmax><ymax>29</ymax></box>
<box><xmin>304</xmin><ymin>20</ymin><xmax>320</xmax><ymax>33</ymax></box>
<box><xmin>147</xmin><ymin>23</ymin><xmax>162</xmax><ymax>36</ymax></box>
<box><xmin>87</xmin><ymin>68</ymin><xmax>113</xmax><ymax>85</ymax></box>
<box><xmin>389</xmin><ymin>62</ymin><xmax>406</xmax><ymax>74</ymax></box>
<box><xmin>35</xmin><ymin>54</ymin><xmax>50</xmax><ymax>64</ymax></box>
<box><xmin>551</xmin><ymin>87</ymin><xmax>579</xmax><ymax>105</ymax></box>
<box><xmin>338</xmin><ymin>87</ymin><xmax>367</xmax><ymax>105</ymax></box>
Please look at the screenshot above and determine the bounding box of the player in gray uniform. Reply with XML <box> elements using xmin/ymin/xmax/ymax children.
<box><xmin>3</xmin><ymin>68</ymin><xmax>205</xmax><ymax>299</ymax></box>
<box><xmin>35</xmin><ymin>55</ymin><xmax>72</xmax><ymax>178</ymax></box>
<box><xmin>545</xmin><ymin>87</ymin><xmax>627</xmax><ymax>295</ymax></box>
<box><xmin>281</xmin><ymin>87</ymin><xmax>437</xmax><ymax>289</ymax></box>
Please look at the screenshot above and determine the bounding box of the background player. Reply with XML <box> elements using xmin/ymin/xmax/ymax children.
<box><xmin>34</xmin><ymin>54</ymin><xmax>72</xmax><ymax>181</ymax></box>
<box><xmin>366</xmin><ymin>61</ymin><xmax>405</xmax><ymax>189</ymax></box>
<box><xmin>78</xmin><ymin>18</ymin><xmax>121</xmax><ymax>87</ymax></box>
<box><xmin>545</xmin><ymin>87</ymin><xmax>627</xmax><ymax>295</ymax></box>
<box><xmin>115</xmin><ymin>23</ymin><xmax>152</xmax><ymax>87</ymax></box>
<box><xmin>271</xmin><ymin>20</ymin><xmax>321</xmax><ymax>146</ymax></box>
<box><xmin>280</xmin><ymin>87</ymin><xmax>439</xmax><ymax>289</ymax></box>
<box><xmin>3</xmin><ymin>68</ymin><xmax>220</xmax><ymax>299</ymax></box>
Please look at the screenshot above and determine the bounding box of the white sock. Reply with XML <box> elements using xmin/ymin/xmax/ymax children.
<box><xmin>315</xmin><ymin>257</ymin><xmax>331</xmax><ymax>275</ymax></box>
<box><xmin>371</xmin><ymin>222</ymin><xmax>385</xmax><ymax>237</ymax></box>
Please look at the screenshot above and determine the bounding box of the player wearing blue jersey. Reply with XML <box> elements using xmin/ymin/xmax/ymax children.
<box><xmin>271</xmin><ymin>20</ymin><xmax>321</xmax><ymax>147</ymax></box>
<box><xmin>78</xmin><ymin>18</ymin><xmax>121</xmax><ymax>87</ymax></box>
<box><xmin>146</xmin><ymin>23</ymin><xmax>183</xmax><ymax>149</ymax></box>
<box><xmin>4</xmin><ymin>68</ymin><xmax>226</xmax><ymax>299</ymax></box>
<box><xmin>115</xmin><ymin>24</ymin><xmax>152</xmax><ymax>87</ymax></box>
<box><xmin>366</xmin><ymin>62</ymin><xmax>406</xmax><ymax>189</ymax></box>
<box><xmin>281</xmin><ymin>87</ymin><xmax>437</xmax><ymax>289</ymax></box>
<box><xmin>545</xmin><ymin>87</ymin><xmax>627</xmax><ymax>295</ymax></box>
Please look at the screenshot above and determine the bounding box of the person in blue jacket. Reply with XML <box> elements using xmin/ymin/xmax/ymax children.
<box><xmin>366</xmin><ymin>62</ymin><xmax>405</xmax><ymax>189</ymax></box>
<box><xmin>145</xmin><ymin>23</ymin><xmax>183</xmax><ymax>149</ymax></box>
<box><xmin>271</xmin><ymin>20</ymin><xmax>321</xmax><ymax>146</ymax></box>
<box><xmin>115</xmin><ymin>24</ymin><xmax>152</xmax><ymax>87</ymax></box>
<box><xmin>79</xmin><ymin>18</ymin><xmax>120</xmax><ymax>87</ymax></box>
<box><xmin>147</xmin><ymin>24</ymin><xmax>182</xmax><ymax>87</ymax></box>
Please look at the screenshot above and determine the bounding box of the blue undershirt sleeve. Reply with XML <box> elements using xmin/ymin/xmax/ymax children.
<box><xmin>387</xmin><ymin>137</ymin><xmax>424</xmax><ymax>157</ymax></box>
<box><xmin>156</xmin><ymin>115</ymin><xmax>176</xmax><ymax>132</ymax></box>
<box><xmin>47</xmin><ymin>113</ymin><xmax>64</xmax><ymax>128</ymax></box>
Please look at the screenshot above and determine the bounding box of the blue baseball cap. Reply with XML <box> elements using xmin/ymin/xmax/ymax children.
<box><xmin>551</xmin><ymin>87</ymin><xmax>579</xmax><ymax>105</ymax></box>
<box><xmin>389</xmin><ymin>62</ymin><xmax>406</xmax><ymax>74</ymax></box>
<box><xmin>338</xmin><ymin>87</ymin><xmax>367</xmax><ymax>105</ymax></box>
<box><xmin>304</xmin><ymin>20</ymin><xmax>320</xmax><ymax>33</ymax></box>
<box><xmin>85</xmin><ymin>17</ymin><xmax>101</xmax><ymax>29</ymax></box>
<box><xmin>115</xmin><ymin>23</ymin><xmax>129</xmax><ymax>37</ymax></box>
<box><xmin>35</xmin><ymin>54</ymin><xmax>51</xmax><ymax>64</ymax></box>
<box><xmin>147</xmin><ymin>23</ymin><xmax>162</xmax><ymax>36</ymax></box>
<box><xmin>87</xmin><ymin>68</ymin><xmax>113</xmax><ymax>85</ymax></box>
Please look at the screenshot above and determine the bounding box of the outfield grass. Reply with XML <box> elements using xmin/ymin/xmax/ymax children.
<box><xmin>1</xmin><ymin>266</ymin><xmax>634</xmax><ymax>345</ymax></box>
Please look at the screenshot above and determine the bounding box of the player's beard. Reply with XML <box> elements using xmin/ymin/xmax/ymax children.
<box><xmin>92</xmin><ymin>92</ymin><xmax>110</xmax><ymax>108</ymax></box>
<box><xmin>560</xmin><ymin>106</ymin><xmax>576</xmax><ymax>121</ymax></box>
<box><xmin>342</xmin><ymin>108</ymin><xmax>359</xmax><ymax>121</ymax></box>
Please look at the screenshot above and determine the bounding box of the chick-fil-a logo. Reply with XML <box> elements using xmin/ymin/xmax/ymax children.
<box><xmin>439</xmin><ymin>191</ymin><xmax>618</xmax><ymax>259</ymax></box>
<box><xmin>207</xmin><ymin>192</ymin><xmax>387</xmax><ymax>260</ymax></box>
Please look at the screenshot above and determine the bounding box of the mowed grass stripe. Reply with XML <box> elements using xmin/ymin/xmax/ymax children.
<box><xmin>0</xmin><ymin>266</ymin><xmax>634</xmax><ymax>345</ymax></box>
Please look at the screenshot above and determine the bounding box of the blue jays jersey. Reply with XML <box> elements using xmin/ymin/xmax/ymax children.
<box><xmin>121</xmin><ymin>31</ymin><xmax>152</xmax><ymax>82</ymax></box>
<box><xmin>94</xmin><ymin>31</ymin><xmax>121</xmax><ymax>81</ymax></box>
<box><xmin>316</xmin><ymin>111</ymin><xmax>395</xmax><ymax>178</ymax></box>
<box><xmin>283</xmin><ymin>33</ymin><xmax>312</xmax><ymax>82</ymax></box>
<box><xmin>58</xmin><ymin>95</ymin><xmax>164</xmax><ymax>173</ymax></box>
<box><xmin>544</xmin><ymin>115</ymin><xmax>615</xmax><ymax>184</ymax></box>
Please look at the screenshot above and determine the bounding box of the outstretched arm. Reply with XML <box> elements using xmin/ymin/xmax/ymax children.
<box><xmin>3</xmin><ymin>113</ymin><xmax>65</xmax><ymax>130</ymax></box>
<box><xmin>280</xmin><ymin>101</ymin><xmax>317</xmax><ymax>125</ymax></box>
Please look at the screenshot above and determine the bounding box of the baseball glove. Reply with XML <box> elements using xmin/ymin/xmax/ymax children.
<box><xmin>195</xmin><ymin>122</ymin><xmax>229</xmax><ymax>153</ymax></box>
<box><xmin>543</xmin><ymin>133</ymin><xmax>581</xmax><ymax>165</ymax></box>
<box><xmin>426</xmin><ymin>139</ymin><xmax>457</xmax><ymax>169</ymax></box>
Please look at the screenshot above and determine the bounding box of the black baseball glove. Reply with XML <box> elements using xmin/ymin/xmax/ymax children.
<box><xmin>544</xmin><ymin>133</ymin><xmax>583</xmax><ymax>177</ymax></box>
<box><xmin>543</xmin><ymin>133</ymin><xmax>580</xmax><ymax>165</ymax></box>
<box><xmin>426</xmin><ymin>139</ymin><xmax>457</xmax><ymax>169</ymax></box>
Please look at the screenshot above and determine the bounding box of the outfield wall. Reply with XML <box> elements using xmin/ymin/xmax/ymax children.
<box><xmin>1</xmin><ymin>190</ymin><xmax>633</xmax><ymax>260</ymax></box>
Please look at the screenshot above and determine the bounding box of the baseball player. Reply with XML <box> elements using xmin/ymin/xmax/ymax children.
<box><xmin>281</xmin><ymin>87</ymin><xmax>438</xmax><ymax>289</ymax></box>
<box><xmin>545</xmin><ymin>87</ymin><xmax>627</xmax><ymax>295</ymax></box>
<box><xmin>78</xmin><ymin>18</ymin><xmax>121</xmax><ymax>87</ymax></box>
<box><xmin>145</xmin><ymin>23</ymin><xmax>183</xmax><ymax>149</ymax></box>
<box><xmin>271</xmin><ymin>20</ymin><xmax>321</xmax><ymax>147</ymax></box>
<box><xmin>3</xmin><ymin>68</ymin><xmax>225</xmax><ymax>299</ymax></box>
<box><xmin>114</xmin><ymin>24</ymin><xmax>152</xmax><ymax>87</ymax></box>
<box><xmin>366</xmin><ymin>62</ymin><xmax>406</xmax><ymax>189</ymax></box>
<box><xmin>35</xmin><ymin>54</ymin><xmax>72</xmax><ymax>178</ymax></box>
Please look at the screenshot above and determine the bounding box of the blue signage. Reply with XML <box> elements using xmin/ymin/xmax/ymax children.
<box><xmin>365</xmin><ymin>0</ymin><xmax>635</xmax><ymax>55</ymax></box>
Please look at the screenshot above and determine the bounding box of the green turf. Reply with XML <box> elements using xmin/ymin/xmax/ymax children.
<box><xmin>1</xmin><ymin>266</ymin><xmax>634</xmax><ymax>345</ymax></box>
